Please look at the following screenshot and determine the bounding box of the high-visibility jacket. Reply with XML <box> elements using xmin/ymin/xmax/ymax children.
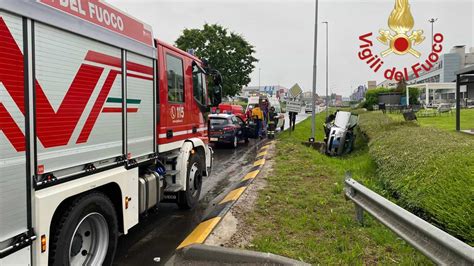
<box><xmin>251</xmin><ymin>107</ymin><xmax>263</xmax><ymax>120</ymax></box>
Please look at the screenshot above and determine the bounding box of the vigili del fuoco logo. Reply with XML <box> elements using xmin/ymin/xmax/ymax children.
<box><xmin>358</xmin><ymin>0</ymin><xmax>444</xmax><ymax>82</ymax></box>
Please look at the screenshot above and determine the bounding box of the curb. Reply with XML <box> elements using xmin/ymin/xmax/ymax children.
<box><xmin>176</xmin><ymin>141</ymin><xmax>273</xmax><ymax>249</ymax></box>
<box><xmin>174</xmin><ymin>244</ymin><xmax>310</xmax><ymax>265</ymax></box>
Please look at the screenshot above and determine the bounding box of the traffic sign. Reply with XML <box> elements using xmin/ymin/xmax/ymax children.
<box><xmin>286</xmin><ymin>100</ymin><xmax>302</xmax><ymax>113</ymax></box>
<box><xmin>289</xmin><ymin>83</ymin><xmax>303</xmax><ymax>98</ymax></box>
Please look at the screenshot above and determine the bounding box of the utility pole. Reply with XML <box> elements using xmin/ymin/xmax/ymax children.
<box><xmin>310</xmin><ymin>0</ymin><xmax>319</xmax><ymax>141</ymax></box>
<box><xmin>322</xmin><ymin>21</ymin><xmax>329</xmax><ymax>118</ymax></box>
<box><xmin>258</xmin><ymin>68</ymin><xmax>261</xmax><ymax>89</ymax></box>
<box><xmin>428</xmin><ymin>18</ymin><xmax>438</xmax><ymax>51</ymax></box>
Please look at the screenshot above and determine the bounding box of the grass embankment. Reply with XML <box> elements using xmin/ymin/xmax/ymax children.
<box><xmin>359</xmin><ymin>112</ymin><xmax>474</xmax><ymax>245</ymax></box>
<box><xmin>246</xmin><ymin>114</ymin><xmax>429</xmax><ymax>264</ymax></box>
<box><xmin>388</xmin><ymin>108</ymin><xmax>474</xmax><ymax>132</ymax></box>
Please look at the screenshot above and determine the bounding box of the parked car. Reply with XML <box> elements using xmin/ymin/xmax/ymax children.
<box><xmin>209</xmin><ymin>114</ymin><xmax>249</xmax><ymax>148</ymax></box>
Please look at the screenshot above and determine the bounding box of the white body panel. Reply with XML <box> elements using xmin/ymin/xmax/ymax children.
<box><xmin>126</xmin><ymin>52</ymin><xmax>154</xmax><ymax>159</ymax></box>
<box><xmin>0</xmin><ymin>247</ymin><xmax>31</xmax><ymax>266</ymax></box>
<box><xmin>33</xmin><ymin>167</ymin><xmax>139</xmax><ymax>266</ymax></box>
<box><xmin>0</xmin><ymin>11</ymin><xmax>28</xmax><ymax>244</ymax></box>
<box><xmin>35</xmin><ymin>22</ymin><xmax>123</xmax><ymax>174</ymax></box>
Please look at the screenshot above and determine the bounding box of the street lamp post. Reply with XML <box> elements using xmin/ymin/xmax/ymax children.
<box><xmin>322</xmin><ymin>21</ymin><xmax>329</xmax><ymax>118</ymax></box>
<box><xmin>428</xmin><ymin>18</ymin><xmax>438</xmax><ymax>51</ymax></box>
<box><xmin>258</xmin><ymin>68</ymin><xmax>261</xmax><ymax>90</ymax></box>
<box><xmin>310</xmin><ymin>0</ymin><xmax>319</xmax><ymax>141</ymax></box>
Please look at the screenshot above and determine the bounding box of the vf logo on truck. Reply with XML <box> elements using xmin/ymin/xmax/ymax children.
<box><xmin>0</xmin><ymin>18</ymin><xmax>148</xmax><ymax>152</ymax></box>
<box><xmin>357</xmin><ymin>0</ymin><xmax>444</xmax><ymax>82</ymax></box>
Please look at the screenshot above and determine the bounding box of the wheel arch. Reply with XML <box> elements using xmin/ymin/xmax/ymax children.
<box><xmin>49</xmin><ymin>182</ymin><xmax>125</xmax><ymax>240</ymax></box>
<box><xmin>185</xmin><ymin>138</ymin><xmax>210</xmax><ymax>176</ymax></box>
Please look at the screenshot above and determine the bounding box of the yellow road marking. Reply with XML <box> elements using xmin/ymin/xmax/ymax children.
<box><xmin>257</xmin><ymin>151</ymin><xmax>267</xmax><ymax>157</ymax></box>
<box><xmin>219</xmin><ymin>187</ymin><xmax>246</xmax><ymax>204</ymax></box>
<box><xmin>253</xmin><ymin>159</ymin><xmax>265</xmax><ymax>166</ymax></box>
<box><xmin>259</xmin><ymin>144</ymin><xmax>270</xmax><ymax>151</ymax></box>
<box><xmin>242</xmin><ymin>170</ymin><xmax>260</xmax><ymax>181</ymax></box>
<box><xmin>177</xmin><ymin>217</ymin><xmax>221</xmax><ymax>249</ymax></box>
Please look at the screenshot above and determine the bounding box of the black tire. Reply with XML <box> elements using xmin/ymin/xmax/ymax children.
<box><xmin>49</xmin><ymin>192</ymin><xmax>118</xmax><ymax>266</ymax></box>
<box><xmin>178</xmin><ymin>153</ymin><xmax>203</xmax><ymax>209</ymax></box>
<box><xmin>244</xmin><ymin>137</ymin><xmax>249</xmax><ymax>144</ymax></box>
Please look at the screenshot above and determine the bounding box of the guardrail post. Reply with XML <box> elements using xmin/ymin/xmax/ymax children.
<box><xmin>355</xmin><ymin>204</ymin><xmax>364</xmax><ymax>225</ymax></box>
<box><xmin>343</xmin><ymin>176</ymin><xmax>474</xmax><ymax>265</ymax></box>
<box><xmin>345</xmin><ymin>172</ymin><xmax>364</xmax><ymax>224</ymax></box>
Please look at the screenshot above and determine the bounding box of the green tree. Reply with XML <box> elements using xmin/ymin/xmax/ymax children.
<box><xmin>175</xmin><ymin>23</ymin><xmax>258</xmax><ymax>96</ymax></box>
<box><xmin>361</xmin><ymin>87</ymin><xmax>391</xmax><ymax>110</ymax></box>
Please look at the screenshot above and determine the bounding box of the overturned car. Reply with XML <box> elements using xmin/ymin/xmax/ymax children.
<box><xmin>324</xmin><ymin>111</ymin><xmax>359</xmax><ymax>156</ymax></box>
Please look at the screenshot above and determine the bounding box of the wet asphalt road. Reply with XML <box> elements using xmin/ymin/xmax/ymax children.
<box><xmin>113</xmin><ymin>110</ymin><xmax>309</xmax><ymax>266</ymax></box>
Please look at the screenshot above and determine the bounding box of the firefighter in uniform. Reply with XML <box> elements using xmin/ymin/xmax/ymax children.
<box><xmin>251</xmin><ymin>105</ymin><xmax>264</xmax><ymax>138</ymax></box>
<box><xmin>267</xmin><ymin>106</ymin><xmax>278</xmax><ymax>139</ymax></box>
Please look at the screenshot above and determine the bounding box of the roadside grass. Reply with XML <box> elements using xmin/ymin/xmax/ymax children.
<box><xmin>387</xmin><ymin>108</ymin><xmax>474</xmax><ymax>132</ymax></box>
<box><xmin>246</xmin><ymin>114</ymin><xmax>430</xmax><ymax>265</ymax></box>
<box><xmin>359</xmin><ymin>112</ymin><xmax>474</xmax><ymax>245</ymax></box>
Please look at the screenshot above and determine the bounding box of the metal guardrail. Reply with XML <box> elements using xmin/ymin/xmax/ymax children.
<box><xmin>344</xmin><ymin>175</ymin><xmax>474</xmax><ymax>265</ymax></box>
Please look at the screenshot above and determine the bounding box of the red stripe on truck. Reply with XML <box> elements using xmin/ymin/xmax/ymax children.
<box><xmin>77</xmin><ymin>70</ymin><xmax>120</xmax><ymax>144</ymax></box>
<box><xmin>126</xmin><ymin>61</ymin><xmax>153</xmax><ymax>76</ymax></box>
<box><xmin>1</xmin><ymin>17</ymin><xmax>105</xmax><ymax>150</ymax></box>
<box><xmin>35</xmin><ymin>65</ymin><xmax>104</xmax><ymax>148</ymax></box>
<box><xmin>85</xmin><ymin>51</ymin><xmax>153</xmax><ymax>75</ymax></box>
<box><xmin>0</xmin><ymin>103</ymin><xmax>25</xmax><ymax>152</ymax></box>
<box><xmin>85</xmin><ymin>50</ymin><xmax>122</xmax><ymax>69</ymax></box>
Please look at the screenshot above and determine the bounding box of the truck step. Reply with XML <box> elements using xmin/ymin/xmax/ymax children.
<box><xmin>166</xmin><ymin>153</ymin><xmax>179</xmax><ymax>161</ymax></box>
<box><xmin>164</xmin><ymin>184</ymin><xmax>183</xmax><ymax>192</ymax></box>
<box><xmin>164</xmin><ymin>170</ymin><xmax>180</xmax><ymax>177</ymax></box>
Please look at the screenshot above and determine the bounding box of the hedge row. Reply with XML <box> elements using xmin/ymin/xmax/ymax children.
<box><xmin>358</xmin><ymin>112</ymin><xmax>474</xmax><ymax>245</ymax></box>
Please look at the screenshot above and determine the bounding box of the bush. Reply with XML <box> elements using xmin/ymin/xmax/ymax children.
<box><xmin>406</xmin><ymin>87</ymin><xmax>420</xmax><ymax>105</ymax></box>
<box><xmin>359</xmin><ymin>112</ymin><xmax>474</xmax><ymax>245</ymax></box>
<box><xmin>360</xmin><ymin>87</ymin><xmax>421</xmax><ymax>109</ymax></box>
<box><xmin>361</xmin><ymin>87</ymin><xmax>391</xmax><ymax>110</ymax></box>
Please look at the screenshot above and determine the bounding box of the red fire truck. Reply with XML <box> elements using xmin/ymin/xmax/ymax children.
<box><xmin>0</xmin><ymin>1</ymin><xmax>221</xmax><ymax>265</ymax></box>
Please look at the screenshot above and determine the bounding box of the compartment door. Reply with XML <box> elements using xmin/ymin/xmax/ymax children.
<box><xmin>0</xmin><ymin>11</ymin><xmax>29</xmax><ymax>249</ymax></box>
<box><xmin>34</xmin><ymin>22</ymin><xmax>123</xmax><ymax>174</ymax></box>
<box><xmin>126</xmin><ymin>52</ymin><xmax>155</xmax><ymax>159</ymax></box>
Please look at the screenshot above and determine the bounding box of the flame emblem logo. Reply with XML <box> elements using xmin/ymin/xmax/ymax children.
<box><xmin>377</xmin><ymin>0</ymin><xmax>425</xmax><ymax>57</ymax></box>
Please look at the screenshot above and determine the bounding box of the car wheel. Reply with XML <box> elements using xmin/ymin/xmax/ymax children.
<box><xmin>49</xmin><ymin>192</ymin><xmax>118</xmax><ymax>266</ymax></box>
<box><xmin>178</xmin><ymin>153</ymin><xmax>203</xmax><ymax>209</ymax></box>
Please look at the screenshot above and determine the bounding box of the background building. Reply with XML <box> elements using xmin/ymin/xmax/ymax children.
<box><xmin>350</xmin><ymin>85</ymin><xmax>367</xmax><ymax>102</ymax></box>
<box><xmin>241</xmin><ymin>85</ymin><xmax>288</xmax><ymax>98</ymax></box>
<box><xmin>367</xmin><ymin>81</ymin><xmax>377</xmax><ymax>90</ymax></box>
<box><xmin>378</xmin><ymin>46</ymin><xmax>474</xmax><ymax>105</ymax></box>
<box><xmin>379</xmin><ymin>46</ymin><xmax>474</xmax><ymax>87</ymax></box>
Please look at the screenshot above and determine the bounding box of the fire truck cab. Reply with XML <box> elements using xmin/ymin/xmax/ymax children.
<box><xmin>0</xmin><ymin>1</ymin><xmax>220</xmax><ymax>265</ymax></box>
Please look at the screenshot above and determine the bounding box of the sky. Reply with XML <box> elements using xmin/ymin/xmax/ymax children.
<box><xmin>108</xmin><ymin>0</ymin><xmax>474</xmax><ymax>97</ymax></box>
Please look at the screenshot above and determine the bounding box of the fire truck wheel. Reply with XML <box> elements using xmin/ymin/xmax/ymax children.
<box><xmin>178</xmin><ymin>153</ymin><xmax>203</xmax><ymax>209</ymax></box>
<box><xmin>49</xmin><ymin>192</ymin><xmax>118</xmax><ymax>266</ymax></box>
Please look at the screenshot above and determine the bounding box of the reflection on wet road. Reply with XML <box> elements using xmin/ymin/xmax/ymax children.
<box><xmin>114</xmin><ymin>110</ymin><xmax>310</xmax><ymax>265</ymax></box>
<box><xmin>114</xmin><ymin>139</ymin><xmax>266</xmax><ymax>265</ymax></box>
